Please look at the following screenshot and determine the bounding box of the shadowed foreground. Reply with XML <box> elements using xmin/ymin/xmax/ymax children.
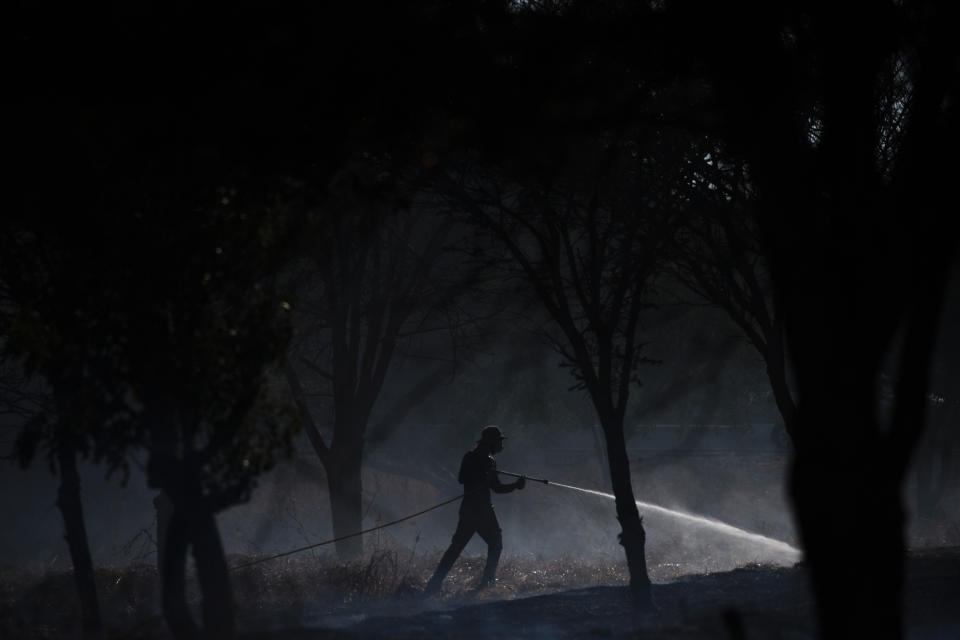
<box><xmin>245</xmin><ymin>549</ymin><xmax>960</xmax><ymax>640</ymax></box>
<box><xmin>4</xmin><ymin>548</ymin><xmax>959</xmax><ymax>639</ymax></box>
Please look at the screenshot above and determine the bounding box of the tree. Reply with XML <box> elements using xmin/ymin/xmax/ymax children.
<box><xmin>3</xmin><ymin>184</ymin><xmax>303</xmax><ymax>640</ymax></box>
<box><xmin>283</xmin><ymin>160</ymin><xmax>486</xmax><ymax>558</ymax></box>
<box><xmin>436</xmin><ymin>135</ymin><xmax>680</xmax><ymax>604</ymax></box>
<box><xmin>130</xmin><ymin>196</ymin><xmax>300</xmax><ymax>640</ymax></box>
<box><xmin>11</xmin><ymin>8</ymin><xmax>310</xmax><ymax>635</ymax></box>
<box><xmin>670</xmin><ymin>146</ymin><xmax>799</xmax><ymax>442</ymax></box>
<box><xmin>0</xmin><ymin>225</ymin><xmax>140</xmax><ymax>640</ymax></box>
<box><xmin>669</xmin><ymin>1</ymin><xmax>960</xmax><ymax>636</ymax></box>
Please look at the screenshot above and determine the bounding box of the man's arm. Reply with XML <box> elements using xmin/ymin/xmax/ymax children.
<box><xmin>487</xmin><ymin>468</ymin><xmax>525</xmax><ymax>493</ymax></box>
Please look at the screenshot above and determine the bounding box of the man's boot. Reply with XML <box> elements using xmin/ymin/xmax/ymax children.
<box><xmin>477</xmin><ymin>539</ymin><xmax>501</xmax><ymax>590</ymax></box>
<box><xmin>476</xmin><ymin>576</ymin><xmax>496</xmax><ymax>590</ymax></box>
<box><xmin>423</xmin><ymin>573</ymin><xmax>443</xmax><ymax>596</ymax></box>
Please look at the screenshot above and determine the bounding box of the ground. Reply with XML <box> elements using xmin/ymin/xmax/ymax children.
<box><xmin>6</xmin><ymin>547</ymin><xmax>958</xmax><ymax>639</ymax></box>
<box><xmin>236</xmin><ymin>548</ymin><xmax>960</xmax><ymax>640</ymax></box>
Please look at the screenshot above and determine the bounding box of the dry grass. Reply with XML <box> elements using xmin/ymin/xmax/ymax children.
<box><xmin>229</xmin><ymin>547</ymin><xmax>631</xmax><ymax>606</ymax></box>
<box><xmin>2</xmin><ymin>545</ymin><xmax>746</xmax><ymax>638</ymax></box>
<box><xmin>0</xmin><ymin>563</ymin><xmax>164</xmax><ymax>639</ymax></box>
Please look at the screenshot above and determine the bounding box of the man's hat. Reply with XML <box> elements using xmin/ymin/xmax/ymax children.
<box><xmin>478</xmin><ymin>425</ymin><xmax>506</xmax><ymax>443</ymax></box>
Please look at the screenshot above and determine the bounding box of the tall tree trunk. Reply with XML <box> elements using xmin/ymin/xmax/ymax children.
<box><xmin>914</xmin><ymin>399</ymin><xmax>959</xmax><ymax>521</ymax></box>
<box><xmin>160</xmin><ymin>507</ymin><xmax>199</xmax><ymax>640</ymax></box>
<box><xmin>325</xmin><ymin>441</ymin><xmax>364</xmax><ymax>559</ymax></box>
<box><xmin>191</xmin><ymin>506</ymin><xmax>235</xmax><ymax>640</ymax></box>
<box><xmin>284</xmin><ymin>362</ymin><xmax>366</xmax><ymax>558</ymax></box>
<box><xmin>56</xmin><ymin>438</ymin><xmax>103</xmax><ymax>640</ymax></box>
<box><xmin>599</xmin><ymin>414</ymin><xmax>652</xmax><ymax>606</ymax></box>
<box><xmin>789</xmin><ymin>393</ymin><xmax>905</xmax><ymax>640</ymax></box>
<box><xmin>158</xmin><ymin>476</ymin><xmax>236</xmax><ymax>640</ymax></box>
<box><xmin>764</xmin><ymin>345</ymin><xmax>798</xmax><ymax>445</ymax></box>
<box><xmin>154</xmin><ymin>491</ymin><xmax>174</xmax><ymax>591</ymax></box>
<box><xmin>787</xmin><ymin>253</ymin><xmax>947</xmax><ymax>639</ymax></box>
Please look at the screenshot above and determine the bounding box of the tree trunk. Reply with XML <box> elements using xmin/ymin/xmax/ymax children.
<box><xmin>914</xmin><ymin>399</ymin><xmax>960</xmax><ymax>521</ymax></box>
<box><xmin>161</xmin><ymin>506</ymin><xmax>200</xmax><ymax>640</ymax></box>
<box><xmin>764</xmin><ymin>347</ymin><xmax>799</xmax><ymax>446</ymax></box>
<box><xmin>789</xmin><ymin>396</ymin><xmax>905</xmax><ymax>640</ymax></box>
<box><xmin>191</xmin><ymin>507</ymin><xmax>235</xmax><ymax>640</ymax></box>
<box><xmin>56</xmin><ymin>439</ymin><xmax>103</xmax><ymax>640</ymax></box>
<box><xmin>154</xmin><ymin>491</ymin><xmax>174</xmax><ymax>590</ymax></box>
<box><xmin>159</xmin><ymin>482</ymin><xmax>236</xmax><ymax>640</ymax></box>
<box><xmin>326</xmin><ymin>442</ymin><xmax>364</xmax><ymax>559</ymax></box>
<box><xmin>599</xmin><ymin>416</ymin><xmax>652</xmax><ymax>606</ymax></box>
<box><xmin>912</xmin><ymin>419</ymin><xmax>942</xmax><ymax>523</ymax></box>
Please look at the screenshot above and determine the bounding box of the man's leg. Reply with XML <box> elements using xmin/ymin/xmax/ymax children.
<box><xmin>476</xmin><ymin>508</ymin><xmax>503</xmax><ymax>588</ymax></box>
<box><xmin>425</xmin><ymin>514</ymin><xmax>475</xmax><ymax>594</ymax></box>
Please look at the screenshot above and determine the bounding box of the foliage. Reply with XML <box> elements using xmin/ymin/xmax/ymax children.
<box><xmin>437</xmin><ymin>132</ymin><xmax>681</xmax><ymax>414</ymax></box>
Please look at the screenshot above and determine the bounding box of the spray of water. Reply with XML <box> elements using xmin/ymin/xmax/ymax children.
<box><xmin>548</xmin><ymin>481</ymin><xmax>801</xmax><ymax>559</ymax></box>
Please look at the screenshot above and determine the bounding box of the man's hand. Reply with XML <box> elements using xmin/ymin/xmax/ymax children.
<box><xmin>515</xmin><ymin>475</ymin><xmax>526</xmax><ymax>490</ymax></box>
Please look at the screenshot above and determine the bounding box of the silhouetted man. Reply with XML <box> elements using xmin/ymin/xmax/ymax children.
<box><xmin>424</xmin><ymin>425</ymin><xmax>525</xmax><ymax>594</ymax></box>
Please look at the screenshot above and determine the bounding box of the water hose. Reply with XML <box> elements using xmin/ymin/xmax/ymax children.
<box><xmin>497</xmin><ymin>470</ymin><xmax>549</xmax><ymax>484</ymax></box>
<box><xmin>229</xmin><ymin>471</ymin><xmax>546</xmax><ymax>571</ymax></box>
<box><xmin>229</xmin><ymin>494</ymin><xmax>463</xmax><ymax>571</ymax></box>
